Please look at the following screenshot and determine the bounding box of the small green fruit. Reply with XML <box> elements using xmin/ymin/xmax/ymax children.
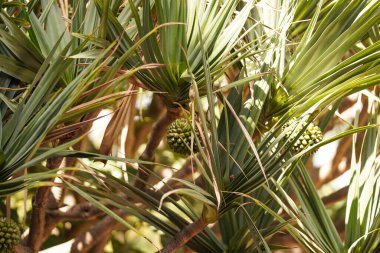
<box><xmin>283</xmin><ymin>118</ymin><xmax>323</xmax><ymax>154</ymax></box>
<box><xmin>0</xmin><ymin>218</ymin><xmax>21</xmax><ymax>253</ymax></box>
<box><xmin>167</xmin><ymin>118</ymin><xmax>199</xmax><ymax>155</ymax></box>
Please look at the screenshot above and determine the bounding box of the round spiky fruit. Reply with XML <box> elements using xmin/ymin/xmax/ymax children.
<box><xmin>283</xmin><ymin>118</ymin><xmax>323</xmax><ymax>154</ymax></box>
<box><xmin>0</xmin><ymin>218</ymin><xmax>21</xmax><ymax>253</ymax></box>
<box><xmin>167</xmin><ymin>118</ymin><xmax>199</xmax><ymax>155</ymax></box>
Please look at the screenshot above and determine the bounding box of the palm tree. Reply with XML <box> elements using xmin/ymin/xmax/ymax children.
<box><xmin>0</xmin><ymin>0</ymin><xmax>379</xmax><ymax>253</ymax></box>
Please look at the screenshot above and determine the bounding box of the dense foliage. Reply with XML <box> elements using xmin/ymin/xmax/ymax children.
<box><xmin>0</xmin><ymin>0</ymin><xmax>379</xmax><ymax>253</ymax></box>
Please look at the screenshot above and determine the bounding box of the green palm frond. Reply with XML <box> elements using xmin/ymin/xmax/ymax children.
<box><xmin>269</xmin><ymin>0</ymin><xmax>380</xmax><ymax>118</ymax></box>
<box><xmin>259</xmin><ymin>99</ymin><xmax>379</xmax><ymax>253</ymax></box>
<box><xmin>96</xmin><ymin>0</ymin><xmax>253</xmax><ymax>105</ymax></box>
<box><xmin>345</xmin><ymin>103</ymin><xmax>380</xmax><ymax>253</ymax></box>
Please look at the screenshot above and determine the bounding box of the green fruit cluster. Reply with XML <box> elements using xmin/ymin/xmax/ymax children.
<box><xmin>0</xmin><ymin>218</ymin><xmax>21</xmax><ymax>253</ymax></box>
<box><xmin>167</xmin><ymin>118</ymin><xmax>199</xmax><ymax>155</ymax></box>
<box><xmin>283</xmin><ymin>118</ymin><xmax>323</xmax><ymax>154</ymax></box>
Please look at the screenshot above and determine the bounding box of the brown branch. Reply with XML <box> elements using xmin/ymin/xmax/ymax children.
<box><xmin>134</xmin><ymin>107</ymin><xmax>181</xmax><ymax>190</ymax></box>
<box><xmin>90</xmin><ymin>233</ymin><xmax>112</xmax><ymax>253</ymax></box>
<box><xmin>39</xmin><ymin>240</ymin><xmax>74</xmax><ymax>253</ymax></box>
<box><xmin>157</xmin><ymin>218</ymin><xmax>208</xmax><ymax>253</ymax></box>
<box><xmin>322</xmin><ymin>186</ymin><xmax>348</xmax><ymax>207</ymax></box>
<box><xmin>40</xmin><ymin>81</ymin><xmax>166</xmax><ymax>253</ymax></box>
<box><xmin>46</xmin><ymin>202</ymin><xmax>103</xmax><ymax>221</ymax></box>
<box><xmin>132</xmin><ymin>95</ymin><xmax>165</xmax><ymax>152</ymax></box>
<box><xmin>64</xmin><ymin>220</ymin><xmax>99</xmax><ymax>240</ymax></box>
<box><xmin>49</xmin><ymin>111</ymin><xmax>100</xmax><ymax>200</ymax></box>
<box><xmin>27</xmin><ymin>156</ymin><xmax>64</xmax><ymax>252</ymax></box>
<box><xmin>315</xmin><ymin>100</ymin><xmax>369</xmax><ymax>188</ymax></box>
<box><xmin>25</xmin><ymin>110</ymin><xmax>102</xmax><ymax>250</ymax></box>
<box><xmin>314</xmin><ymin>135</ymin><xmax>352</xmax><ymax>188</ymax></box>
<box><xmin>14</xmin><ymin>245</ymin><xmax>34</xmax><ymax>253</ymax></box>
<box><xmin>42</xmin><ymin>173</ymin><xmax>205</xmax><ymax>253</ymax></box>
<box><xmin>42</xmin><ymin>213</ymin><xmax>123</xmax><ymax>253</ymax></box>
<box><xmin>40</xmin><ymin>155</ymin><xmax>80</xmax><ymax>244</ymax></box>
<box><xmin>54</xmin><ymin>162</ymin><xmax>199</xmax><ymax>252</ymax></box>
<box><xmin>70</xmin><ymin>211</ymin><xmax>125</xmax><ymax>253</ymax></box>
<box><xmin>27</xmin><ymin>187</ymin><xmax>51</xmax><ymax>251</ymax></box>
<box><xmin>47</xmin><ymin>106</ymin><xmax>193</xmax><ymax>253</ymax></box>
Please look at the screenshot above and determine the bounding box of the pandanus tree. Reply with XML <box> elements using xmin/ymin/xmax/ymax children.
<box><xmin>0</xmin><ymin>0</ymin><xmax>379</xmax><ymax>253</ymax></box>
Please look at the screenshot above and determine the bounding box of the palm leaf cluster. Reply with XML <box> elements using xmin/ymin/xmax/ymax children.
<box><xmin>0</xmin><ymin>0</ymin><xmax>378</xmax><ymax>253</ymax></box>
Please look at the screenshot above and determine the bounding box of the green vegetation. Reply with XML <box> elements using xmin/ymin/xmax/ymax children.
<box><xmin>0</xmin><ymin>0</ymin><xmax>379</xmax><ymax>253</ymax></box>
